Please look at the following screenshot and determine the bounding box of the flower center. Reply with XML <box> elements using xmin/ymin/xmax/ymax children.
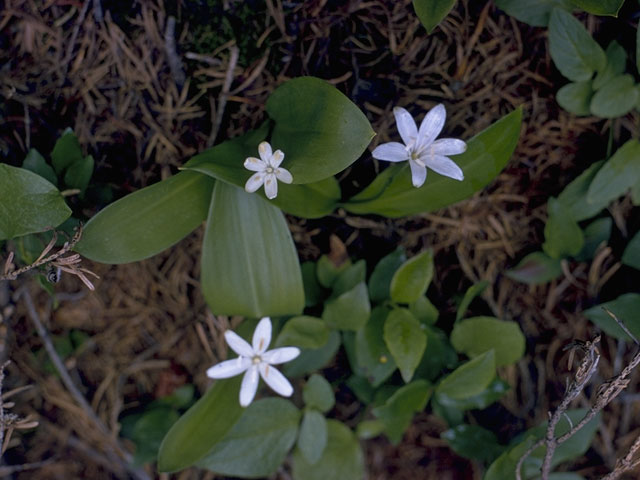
<box><xmin>252</xmin><ymin>355</ymin><xmax>262</xmax><ymax>365</ymax></box>
<box><xmin>265</xmin><ymin>166</ymin><xmax>275</xmax><ymax>174</ymax></box>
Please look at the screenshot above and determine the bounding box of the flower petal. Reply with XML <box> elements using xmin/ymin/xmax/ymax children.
<box><xmin>258</xmin><ymin>141</ymin><xmax>273</xmax><ymax>162</ymax></box>
<box><xmin>262</xmin><ymin>347</ymin><xmax>301</xmax><ymax>365</ymax></box>
<box><xmin>244</xmin><ymin>156</ymin><xmax>266</xmax><ymax>172</ymax></box>
<box><xmin>409</xmin><ymin>159</ymin><xmax>427</xmax><ymax>187</ymax></box>
<box><xmin>252</xmin><ymin>317</ymin><xmax>272</xmax><ymax>354</ymax></box>
<box><xmin>371</xmin><ymin>142</ymin><xmax>409</xmax><ymax>163</ymax></box>
<box><xmin>258</xmin><ymin>363</ymin><xmax>294</xmax><ymax>397</ymax></box>
<box><xmin>393</xmin><ymin>107</ymin><xmax>418</xmax><ymax>146</ymax></box>
<box><xmin>206</xmin><ymin>357</ymin><xmax>251</xmax><ymax>379</ymax></box>
<box><xmin>270</xmin><ymin>149</ymin><xmax>285</xmax><ymax>168</ymax></box>
<box><xmin>417</xmin><ymin>104</ymin><xmax>446</xmax><ymax>150</ymax></box>
<box><xmin>245</xmin><ymin>172</ymin><xmax>265</xmax><ymax>193</ymax></box>
<box><xmin>275</xmin><ymin>167</ymin><xmax>293</xmax><ymax>184</ymax></box>
<box><xmin>422</xmin><ymin>154</ymin><xmax>464</xmax><ymax>181</ymax></box>
<box><xmin>264</xmin><ymin>174</ymin><xmax>278</xmax><ymax>199</ymax></box>
<box><xmin>240</xmin><ymin>365</ymin><xmax>260</xmax><ymax>407</ymax></box>
<box><xmin>224</xmin><ymin>330</ymin><xmax>254</xmax><ymax>357</ymax></box>
<box><xmin>431</xmin><ymin>138</ymin><xmax>467</xmax><ymax>156</ymax></box>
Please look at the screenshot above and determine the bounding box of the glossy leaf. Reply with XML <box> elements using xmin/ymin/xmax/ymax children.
<box><xmin>583</xmin><ymin>294</ymin><xmax>640</xmax><ymax>341</ymax></box>
<box><xmin>587</xmin><ymin>140</ymin><xmax>640</xmax><ymax>207</ymax></box>
<box><xmin>494</xmin><ymin>0</ymin><xmax>573</xmax><ymax>27</ymax></box>
<box><xmin>570</xmin><ymin>0</ymin><xmax>624</xmax><ymax>16</ymax></box>
<box><xmin>197</xmin><ymin>398</ymin><xmax>300</xmax><ymax>477</ymax></box>
<box><xmin>412</xmin><ymin>0</ymin><xmax>456</xmax><ymax>33</ymax></box>
<box><xmin>354</xmin><ymin>307</ymin><xmax>397</xmax><ymax>387</ymax></box>
<box><xmin>506</xmin><ymin>251</ymin><xmax>563</xmax><ymax>285</ymax></box>
<box><xmin>22</xmin><ymin>148</ymin><xmax>57</xmax><ymax>185</ymax></box>
<box><xmin>297</xmin><ymin>410</ymin><xmax>328</xmax><ymax>465</ymax></box>
<box><xmin>548</xmin><ymin>9</ymin><xmax>606</xmax><ymax>82</ymax></box>
<box><xmin>276</xmin><ymin>316</ymin><xmax>330</xmax><ymax>349</ymax></box>
<box><xmin>383</xmin><ymin>308</ymin><xmax>427</xmax><ymax>383</ymax></box>
<box><xmin>451</xmin><ymin>316</ymin><xmax>525</xmax><ymax>367</ymax></box>
<box><xmin>64</xmin><ymin>154</ymin><xmax>94</xmax><ymax>193</ymax></box>
<box><xmin>0</xmin><ymin>164</ymin><xmax>71</xmax><ymax>240</ymax></box>
<box><xmin>410</xmin><ymin>296</ymin><xmax>439</xmax><ymax>326</ymax></box>
<box><xmin>442</xmin><ymin>424</ymin><xmax>504</xmax><ymax>463</ymax></box>
<box><xmin>436</xmin><ymin>350</ymin><xmax>496</xmax><ymax>399</ymax></box>
<box><xmin>267</xmin><ymin>77</ymin><xmax>375</xmax><ymax>184</ymax></box>
<box><xmin>556</xmin><ymin>81</ymin><xmax>593</xmax><ymax>116</ymax></box>
<box><xmin>456</xmin><ymin>281</ymin><xmax>489</xmax><ymax>322</ymax></box>
<box><xmin>542</xmin><ymin>197</ymin><xmax>584</xmax><ymax>259</ymax></box>
<box><xmin>303</xmin><ymin>374</ymin><xmax>335</xmax><ymax>413</ymax></box>
<box><xmin>390</xmin><ymin>250</ymin><xmax>434</xmax><ymax>304</ymax></box>
<box><xmin>284</xmin><ymin>331</ymin><xmax>341</xmax><ymax>378</ymax></box>
<box><xmin>593</xmin><ymin>41</ymin><xmax>626</xmax><ymax>90</ymax></box>
<box><xmin>622</xmin><ymin>231</ymin><xmax>640</xmax><ymax>270</ymax></box>
<box><xmin>368</xmin><ymin>249</ymin><xmax>407</xmax><ymax>302</ymax></box>
<box><xmin>201</xmin><ymin>181</ymin><xmax>304</xmax><ymax>317</ymax></box>
<box><xmin>77</xmin><ymin>171</ymin><xmax>212</xmax><ymax>263</ymax></box>
<box><xmin>322</xmin><ymin>282</ymin><xmax>371</xmax><ymax>331</ymax></box>
<box><xmin>51</xmin><ymin>129</ymin><xmax>83</xmax><ymax>175</ymax></box>
<box><xmin>344</xmin><ymin>108</ymin><xmax>522</xmax><ymax>217</ymax></box>
<box><xmin>590</xmin><ymin>74</ymin><xmax>638</xmax><ymax>118</ymax></box>
<box><xmin>557</xmin><ymin>160</ymin><xmax>605</xmax><ymax>221</ymax></box>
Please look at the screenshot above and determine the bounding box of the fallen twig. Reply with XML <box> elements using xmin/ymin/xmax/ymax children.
<box><xmin>206</xmin><ymin>45</ymin><xmax>239</xmax><ymax>148</ymax></box>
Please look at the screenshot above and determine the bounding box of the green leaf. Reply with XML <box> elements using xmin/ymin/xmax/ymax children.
<box><xmin>51</xmin><ymin>129</ymin><xmax>83</xmax><ymax>175</ymax></box>
<box><xmin>344</xmin><ymin>108</ymin><xmax>522</xmax><ymax>217</ymax></box>
<box><xmin>506</xmin><ymin>251</ymin><xmax>563</xmax><ymax>285</ymax></box>
<box><xmin>383</xmin><ymin>308</ymin><xmax>427</xmax><ymax>383</ymax></box>
<box><xmin>570</xmin><ymin>0</ymin><xmax>624</xmax><ymax>16</ymax></box>
<box><xmin>158</xmin><ymin>377</ymin><xmax>243</xmax><ymax>472</ymax></box>
<box><xmin>548</xmin><ymin>8</ymin><xmax>606</xmax><ymax>82</ymax></box>
<box><xmin>436</xmin><ymin>350</ymin><xmax>496</xmax><ymax>399</ymax></box>
<box><xmin>593</xmin><ymin>41</ymin><xmax>627</xmax><ymax>90</ymax></box>
<box><xmin>76</xmin><ymin>171</ymin><xmax>213</xmax><ymax>263</ymax></box>
<box><xmin>267</xmin><ymin>77</ymin><xmax>375</xmax><ymax>185</ymax></box>
<box><xmin>632</xmin><ymin>179</ymin><xmax>640</xmax><ymax>205</ymax></box>
<box><xmin>390</xmin><ymin>250</ymin><xmax>434</xmax><ymax>304</ymax></box>
<box><xmin>201</xmin><ymin>181</ymin><xmax>304</xmax><ymax>317</ymax></box>
<box><xmin>587</xmin><ymin>140</ymin><xmax>640</xmax><ymax>207</ymax></box>
<box><xmin>412</xmin><ymin>0</ymin><xmax>456</xmax><ymax>33</ymax></box>
<box><xmin>293</xmin><ymin>420</ymin><xmax>364</xmax><ymax>480</ymax></box>
<box><xmin>331</xmin><ymin>260</ymin><xmax>366</xmax><ymax>298</ymax></box>
<box><xmin>322</xmin><ymin>282</ymin><xmax>371</xmax><ymax>331</ymax></box>
<box><xmin>0</xmin><ymin>164</ymin><xmax>71</xmax><ymax>240</ymax></box>
<box><xmin>64</xmin><ymin>154</ymin><xmax>94</xmax><ymax>193</ymax></box>
<box><xmin>284</xmin><ymin>331</ymin><xmax>341</xmax><ymax>378</ymax></box>
<box><xmin>442</xmin><ymin>424</ymin><xmax>504</xmax><ymax>463</ymax></box>
<box><xmin>637</xmin><ymin>22</ymin><xmax>640</xmax><ymax>75</ymax></box>
<box><xmin>414</xmin><ymin>325</ymin><xmax>458</xmax><ymax>381</ymax></box>
<box><xmin>435</xmin><ymin>378</ymin><xmax>510</xmax><ymax>412</ymax></box>
<box><xmin>197</xmin><ymin>398</ymin><xmax>300</xmax><ymax>477</ymax></box>
<box><xmin>128</xmin><ymin>408</ymin><xmax>180</xmax><ymax>466</ymax></box>
<box><xmin>456</xmin><ymin>281</ymin><xmax>489</xmax><ymax>322</ymax></box>
<box><xmin>494</xmin><ymin>0</ymin><xmax>573</xmax><ymax>27</ymax></box>
<box><xmin>316</xmin><ymin>255</ymin><xmax>351</xmax><ymax>288</ymax></box>
<box><xmin>276</xmin><ymin>316</ymin><xmax>329</xmax><ymax>349</ymax></box>
<box><xmin>301</xmin><ymin>261</ymin><xmax>323</xmax><ymax>307</ymax></box>
<box><xmin>590</xmin><ymin>74</ymin><xmax>638</xmax><ymax>118</ymax></box>
<box><xmin>22</xmin><ymin>148</ymin><xmax>57</xmax><ymax>185</ymax></box>
<box><xmin>368</xmin><ymin>249</ymin><xmax>407</xmax><ymax>302</ymax></box>
<box><xmin>575</xmin><ymin>217</ymin><xmax>612</xmax><ymax>261</ymax></box>
<box><xmin>356</xmin><ymin>419</ymin><xmax>386</xmax><ymax>439</ymax></box>
<box><xmin>410</xmin><ymin>296</ymin><xmax>439</xmax><ymax>325</ymax></box>
<box><xmin>583</xmin><ymin>294</ymin><xmax>640</xmax><ymax>341</ymax></box>
<box><xmin>354</xmin><ymin>307</ymin><xmax>397</xmax><ymax>387</ymax></box>
<box><xmin>297</xmin><ymin>410</ymin><xmax>328</xmax><ymax>465</ymax></box>
<box><xmin>543</xmin><ymin>197</ymin><xmax>584</xmax><ymax>259</ymax></box>
<box><xmin>557</xmin><ymin>160</ymin><xmax>605</xmax><ymax>221</ymax></box>
<box><xmin>556</xmin><ymin>81</ymin><xmax>593</xmax><ymax>115</ymax></box>
<box><xmin>451</xmin><ymin>316</ymin><xmax>526</xmax><ymax>367</ymax></box>
<box><xmin>622</xmin><ymin>231</ymin><xmax>640</xmax><ymax>270</ymax></box>
<box><xmin>303</xmin><ymin>374</ymin><xmax>335</xmax><ymax>413</ymax></box>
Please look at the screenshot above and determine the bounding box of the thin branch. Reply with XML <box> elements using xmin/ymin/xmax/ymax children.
<box><xmin>601</xmin><ymin>435</ymin><xmax>640</xmax><ymax>480</ymax></box>
<box><xmin>206</xmin><ymin>45</ymin><xmax>239</xmax><ymax>148</ymax></box>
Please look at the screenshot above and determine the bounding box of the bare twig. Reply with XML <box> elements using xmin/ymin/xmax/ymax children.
<box><xmin>206</xmin><ymin>45</ymin><xmax>239</xmax><ymax>148</ymax></box>
<box><xmin>601</xmin><ymin>434</ymin><xmax>640</xmax><ymax>480</ymax></box>
<box><xmin>164</xmin><ymin>16</ymin><xmax>185</xmax><ymax>88</ymax></box>
<box><xmin>0</xmin><ymin>458</ymin><xmax>55</xmax><ymax>476</ymax></box>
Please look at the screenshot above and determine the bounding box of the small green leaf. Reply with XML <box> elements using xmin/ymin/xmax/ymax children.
<box><xmin>322</xmin><ymin>282</ymin><xmax>371</xmax><ymax>331</ymax></box>
<box><xmin>22</xmin><ymin>149</ymin><xmax>57</xmax><ymax>185</ymax></box>
<box><xmin>506</xmin><ymin>251</ymin><xmax>563</xmax><ymax>285</ymax></box>
<box><xmin>435</xmin><ymin>378</ymin><xmax>510</xmax><ymax>412</ymax></box>
<box><xmin>590</xmin><ymin>75</ymin><xmax>638</xmax><ymax>118</ymax></box>
<box><xmin>316</xmin><ymin>255</ymin><xmax>351</xmax><ymax>288</ymax></box>
<box><xmin>436</xmin><ymin>350</ymin><xmax>496</xmax><ymax>400</ymax></box>
<box><xmin>451</xmin><ymin>316</ymin><xmax>526</xmax><ymax>366</ymax></box>
<box><xmin>201</xmin><ymin>181</ymin><xmax>304</xmax><ymax>317</ymax></box>
<box><xmin>412</xmin><ymin>0</ymin><xmax>457</xmax><ymax>33</ymax></box>
<box><xmin>410</xmin><ymin>296</ymin><xmax>439</xmax><ymax>325</ymax></box>
<box><xmin>0</xmin><ymin>164</ymin><xmax>71</xmax><ymax>240</ymax></box>
<box><xmin>593</xmin><ymin>41</ymin><xmax>627</xmax><ymax>90</ymax></box>
<box><xmin>76</xmin><ymin>171</ymin><xmax>213</xmax><ymax>263</ymax></box>
<box><xmin>368</xmin><ymin>249</ymin><xmax>407</xmax><ymax>302</ymax></box>
<box><xmin>51</xmin><ymin>129</ymin><xmax>83</xmax><ymax>175</ymax></box>
<box><xmin>284</xmin><ymin>331</ymin><xmax>341</xmax><ymax>378</ymax></box>
<box><xmin>301</xmin><ymin>262</ymin><xmax>323</xmax><ymax>307</ymax></box>
<box><xmin>548</xmin><ymin>9</ymin><xmax>606</xmax><ymax>82</ymax></box>
<box><xmin>276</xmin><ymin>316</ymin><xmax>330</xmax><ymax>349</ymax></box>
<box><xmin>414</xmin><ymin>325</ymin><xmax>458</xmax><ymax>381</ymax></box>
<box><xmin>583</xmin><ymin>294</ymin><xmax>640</xmax><ymax>341</ymax></box>
<box><xmin>383</xmin><ymin>308</ymin><xmax>427</xmax><ymax>383</ymax></box>
<box><xmin>390</xmin><ymin>250</ymin><xmax>434</xmax><ymax>304</ymax></box>
<box><xmin>292</xmin><ymin>420</ymin><xmax>364</xmax><ymax>480</ymax></box>
<box><xmin>542</xmin><ymin>197</ymin><xmax>584</xmax><ymax>259</ymax></box>
<box><xmin>456</xmin><ymin>281</ymin><xmax>489</xmax><ymax>322</ymax></box>
<box><xmin>297</xmin><ymin>410</ymin><xmax>328</xmax><ymax>465</ymax></box>
<box><xmin>588</xmin><ymin>140</ymin><xmax>640</xmax><ymax>208</ymax></box>
<box><xmin>622</xmin><ymin>231</ymin><xmax>640</xmax><ymax>270</ymax></box>
<box><xmin>575</xmin><ymin>217</ymin><xmax>612</xmax><ymax>261</ymax></box>
<box><xmin>303</xmin><ymin>374</ymin><xmax>335</xmax><ymax>413</ymax></box>
<box><xmin>354</xmin><ymin>307</ymin><xmax>397</xmax><ymax>387</ymax></box>
<box><xmin>556</xmin><ymin>81</ymin><xmax>593</xmax><ymax>115</ymax></box>
<box><xmin>331</xmin><ymin>260</ymin><xmax>366</xmax><ymax>298</ymax></box>
<box><xmin>570</xmin><ymin>0</ymin><xmax>624</xmax><ymax>16</ymax></box>
<box><xmin>64</xmin><ymin>154</ymin><xmax>94</xmax><ymax>193</ymax></box>
<box><xmin>494</xmin><ymin>0</ymin><xmax>573</xmax><ymax>27</ymax></box>
<box><xmin>442</xmin><ymin>424</ymin><xmax>504</xmax><ymax>463</ymax></box>
<box><xmin>356</xmin><ymin>419</ymin><xmax>386</xmax><ymax>440</ymax></box>
<box><xmin>557</xmin><ymin>160</ymin><xmax>605</xmax><ymax>221</ymax></box>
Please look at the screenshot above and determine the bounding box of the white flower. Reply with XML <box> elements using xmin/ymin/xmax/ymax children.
<box><xmin>206</xmin><ymin>317</ymin><xmax>300</xmax><ymax>407</ymax></box>
<box><xmin>244</xmin><ymin>141</ymin><xmax>293</xmax><ymax>199</ymax></box>
<box><xmin>371</xmin><ymin>104</ymin><xmax>467</xmax><ymax>188</ymax></box>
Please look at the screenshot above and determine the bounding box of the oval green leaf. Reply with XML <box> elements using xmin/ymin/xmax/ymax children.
<box><xmin>322</xmin><ymin>282</ymin><xmax>371</xmax><ymax>331</ymax></box>
<box><xmin>506</xmin><ymin>251</ymin><xmax>563</xmax><ymax>285</ymax></box>
<box><xmin>583</xmin><ymin>294</ymin><xmax>640</xmax><ymax>341</ymax></box>
<box><xmin>622</xmin><ymin>230</ymin><xmax>640</xmax><ymax>270</ymax></box>
<box><xmin>297</xmin><ymin>409</ymin><xmax>328</xmax><ymax>465</ymax></box>
<box><xmin>303</xmin><ymin>374</ymin><xmax>335</xmax><ymax>413</ymax></box>
<box><xmin>557</xmin><ymin>81</ymin><xmax>593</xmax><ymax>116</ymax></box>
<box><xmin>22</xmin><ymin>148</ymin><xmax>57</xmax><ymax>185</ymax></box>
<box><xmin>542</xmin><ymin>197</ymin><xmax>584</xmax><ymax>259</ymax></box>
<box><xmin>390</xmin><ymin>250</ymin><xmax>434</xmax><ymax>304</ymax></box>
<box><xmin>64</xmin><ymin>154</ymin><xmax>94</xmax><ymax>193</ymax></box>
<box><xmin>570</xmin><ymin>0</ymin><xmax>624</xmax><ymax>16</ymax></box>
<box><xmin>368</xmin><ymin>249</ymin><xmax>407</xmax><ymax>302</ymax></box>
<box><xmin>276</xmin><ymin>316</ymin><xmax>330</xmax><ymax>350</ymax></box>
<box><xmin>354</xmin><ymin>307</ymin><xmax>397</xmax><ymax>387</ymax></box>
<box><xmin>451</xmin><ymin>316</ymin><xmax>525</xmax><ymax>366</ymax></box>
<box><xmin>590</xmin><ymin>74</ymin><xmax>638</xmax><ymax>118</ymax></box>
<box><xmin>494</xmin><ymin>0</ymin><xmax>573</xmax><ymax>27</ymax></box>
<box><xmin>412</xmin><ymin>0</ymin><xmax>456</xmax><ymax>33</ymax></box>
<box><xmin>587</xmin><ymin>140</ymin><xmax>640</xmax><ymax>208</ymax></box>
<box><xmin>436</xmin><ymin>350</ymin><xmax>496</xmax><ymax>400</ymax></box>
<box><xmin>383</xmin><ymin>308</ymin><xmax>427</xmax><ymax>383</ymax></box>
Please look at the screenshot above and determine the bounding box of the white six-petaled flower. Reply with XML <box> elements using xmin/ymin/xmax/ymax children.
<box><xmin>206</xmin><ymin>317</ymin><xmax>300</xmax><ymax>407</ymax></box>
<box><xmin>244</xmin><ymin>141</ymin><xmax>293</xmax><ymax>199</ymax></box>
<box><xmin>371</xmin><ymin>104</ymin><xmax>467</xmax><ymax>188</ymax></box>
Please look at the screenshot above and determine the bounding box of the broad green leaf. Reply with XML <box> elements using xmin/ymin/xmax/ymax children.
<box><xmin>557</xmin><ymin>160</ymin><xmax>605</xmax><ymax>221</ymax></box>
<box><xmin>157</xmin><ymin>377</ymin><xmax>243</xmax><ymax>472</ymax></box>
<box><xmin>22</xmin><ymin>148</ymin><xmax>57</xmax><ymax>185</ymax></box>
<box><xmin>267</xmin><ymin>77</ymin><xmax>375</xmax><ymax>184</ymax></box>
<box><xmin>76</xmin><ymin>171</ymin><xmax>213</xmax><ymax>263</ymax></box>
<box><xmin>442</xmin><ymin>424</ymin><xmax>504</xmax><ymax>463</ymax></box>
<box><xmin>494</xmin><ymin>0</ymin><xmax>573</xmax><ymax>27</ymax></box>
<box><xmin>322</xmin><ymin>282</ymin><xmax>371</xmax><ymax>331</ymax></box>
<box><xmin>590</xmin><ymin>74</ymin><xmax>638</xmax><ymax>118</ymax></box>
<box><xmin>356</xmin><ymin>419</ymin><xmax>386</xmax><ymax>439</ymax></box>
<box><xmin>292</xmin><ymin>420</ymin><xmax>364</xmax><ymax>480</ymax></box>
<box><xmin>436</xmin><ymin>350</ymin><xmax>496</xmax><ymax>399</ymax></box>
<box><xmin>0</xmin><ymin>164</ymin><xmax>71</xmax><ymax>240</ymax></box>
<box><xmin>297</xmin><ymin>410</ymin><xmax>328</xmax><ymax>465</ymax></box>
<box><xmin>51</xmin><ymin>129</ymin><xmax>83</xmax><ymax>175</ymax></box>
<box><xmin>435</xmin><ymin>378</ymin><xmax>510</xmax><ymax>411</ymax></box>
<box><xmin>593</xmin><ymin>41</ymin><xmax>627</xmax><ymax>90</ymax></box>
<box><xmin>456</xmin><ymin>281</ymin><xmax>489</xmax><ymax>322</ymax></box>
<box><xmin>301</xmin><ymin>261</ymin><xmax>323</xmax><ymax>307</ymax></box>
<box><xmin>201</xmin><ymin>181</ymin><xmax>304</xmax><ymax>317</ymax></box>
<box><xmin>354</xmin><ymin>307</ymin><xmax>397</xmax><ymax>387</ymax></box>
<box><xmin>556</xmin><ymin>81</ymin><xmax>593</xmax><ymax>115</ymax></box>
<box><xmin>412</xmin><ymin>0</ymin><xmax>456</xmax><ymax>33</ymax></box>
<box><xmin>303</xmin><ymin>374</ymin><xmax>335</xmax><ymax>413</ymax></box>
<box><xmin>316</xmin><ymin>255</ymin><xmax>351</xmax><ymax>288</ymax></box>
<box><xmin>344</xmin><ymin>108</ymin><xmax>522</xmax><ymax>217</ymax></box>
<box><xmin>543</xmin><ymin>197</ymin><xmax>584</xmax><ymax>259</ymax></box>
<box><xmin>583</xmin><ymin>294</ymin><xmax>640</xmax><ymax>341</ymax></box>
<box><xmin>390</xmin><ymin>250</ymin><xmax>434</xmax><ymax>304</ymax></box>
<box><xmin>622</xmin><ymin>231</ymin><xmax>640</xmax><ymax>270</ymax></box>
<box><xmin>383</xmin><ymin>308</ymin><xmax>427</xmax><ymax>383</ymax></box>
<box><xmin>372</xmin><ymin>380</ymin><xmax>431</xmax><ymax>444</ymax></box>
<box><xmin>570</xmin><ymin>0</ymin><xmax>624</xmax><ymax>16</ymax></box>
<box><xmin>197</xmin><ymin>398</ymin><xmax>300</xmax><ymax>477</ymax></box>
<box><xmin>548</xmin><ymin>9</ymin><xmax>606</xmax><ymax>82</ymax></box>
<box><xmin>276</xmin><ymin>316</ymin><xmax>329</xmax><ymax>349</ymax></box>
<box><xmin>575</xmin><ymin>217</ymin><xmax>612</xmax><ymax>261</ymax></box>
<box><xmin>506</xmin><ymin>251</ymin><xmax>563</xmax><ymax>284</ymax></box>
<box><xmin>331</xmin><ymin>260</ymin><xmax>366</xmax><ymax>298</ymax></box>
<box><xmin>414</xmin><ymin>325</ymin><xmax>458</xmax><ymax>381</ymax></box>
<box><xmin>410</xmin><ymin>296</ymin><xmax>439</xmax><ymax>325</ymax></box>
<box><xmin>284</xmin><ymin>331</ymin><xmax>341</xmax><ymax>378</ymax></box>
<box><xmin>451</xmin><ymin>316</ymin><xmax>525</xmax><ymax>366</ymax></box>
<box><xmin>587</xmin><ymin>140</ymin><xmax>640</xmax><ymax>207</ymax></box>
<box><xmin>368</xmin><ymin>249</ymin><xmax>407</xmax><ymax>302</ymax></box>
<box><xmin>64</xmin><ymin>154</ymin><xmax>94</xmax><ymax>193</ymax></box>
